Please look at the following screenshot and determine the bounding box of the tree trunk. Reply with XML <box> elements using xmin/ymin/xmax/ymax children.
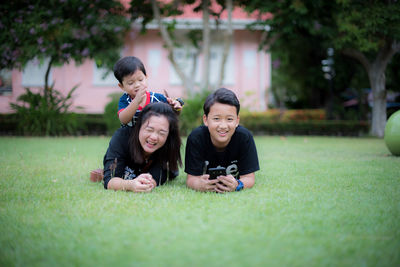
<box><xmin>201</xmin><ymin>0</ymin><xmax>210</xmax><ymax>90</ymax></box>
<box><xmin>342</xmin><ymin>40</ymin><xmax>399</xmax><ymax>137</ymax></box>
<box><xmin>368</xmin><ymin>65</ymin><xmax>386</xmax><ymax>137</ymax></box>
<box><xmin>189</xmin><ymin>50</ymin><xmax>200</xmax><ymax>94</ymax></box>
<box><xmin>44</xmin><ymin>57</ymin><xmax>54</xmax><ymax>101</ymax></box>
<box><xmin>150</xmin><ymin>0</ymin><xmax>193</xmax><ymax>93</ymax></box>
<box><xmin>217</xmin><ymin>0</ymin><xmax>233</xmax><ymax>88</ymax></box>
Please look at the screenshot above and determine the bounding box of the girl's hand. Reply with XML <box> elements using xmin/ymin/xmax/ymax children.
<box><xmin>128</xmin><ymin>174</ymin><xmax>155</xmax><ymax>192</ymax></box>
<box><xmin>138</xmin><ymin>173</ymin><xmax>157</xmax><ymax>188</ymax></box>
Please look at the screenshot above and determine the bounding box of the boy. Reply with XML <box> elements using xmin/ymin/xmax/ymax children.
<box><xmin>114</xmin><ymin>56</ymin><xmax>183</xmax><ymax>126</ymax></box>
<box><xmin>185</xmin><ymin>88</ymin><xmax>259</xmax><ymax>193</ymax></box>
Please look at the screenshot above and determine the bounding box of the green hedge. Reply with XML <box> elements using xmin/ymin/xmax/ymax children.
<box><xmin>0</xmin><ymin>114</ymin><xmax>18</xmax><ymax>135</ymax></box>
<box><xmin>240</xmin><ymin>116</ymin><xmax>369</xmax><ymax>136</ymax></box>
<box><xmin>73</xmin><ymin>114</ymin><xmax>108</xmax><ymax>135</ymax></box>
<box><xmin>0</xmin><ymin>113</ymin><xmax>369</xmax><ymax>136</ymax></box>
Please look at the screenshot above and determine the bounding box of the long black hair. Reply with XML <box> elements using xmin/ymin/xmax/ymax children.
<box><xmin>129</xmin><ymin>102</ymin><xmax>182</xmax><ymax>172</ymax></box>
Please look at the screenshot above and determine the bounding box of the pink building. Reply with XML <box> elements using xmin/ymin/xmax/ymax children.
<box><xmin>0</xmin><ymin>2</ymin><xmax>271</xmax><ymax>114</ymax></box>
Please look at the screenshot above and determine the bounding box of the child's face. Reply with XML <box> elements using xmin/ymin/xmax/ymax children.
<box><xmin>203</xmin><ymin>102</ymin><xmax>239</xmax><ymax>150</ymax></box>
<box><xmin>118</xmin><ymin>70</ymin><xmax>148</xmax><ymax>98</ymax></box>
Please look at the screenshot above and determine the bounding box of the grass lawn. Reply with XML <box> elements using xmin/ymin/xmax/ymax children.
<box><xmin>0</xmin><ymin>136</ymin><xmax>399</xmax><ymax>267</ymax></box>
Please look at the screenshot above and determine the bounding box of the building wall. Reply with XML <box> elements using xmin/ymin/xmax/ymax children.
<box><xmin>1</xmin><ymin>29</ymin><xmax>270</xmax><ymax>114</ymax></box>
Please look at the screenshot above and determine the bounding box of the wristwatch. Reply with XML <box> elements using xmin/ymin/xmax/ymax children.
<box><xmin>176</xmin><ymin>98</ymin><xmax>184</xmax><ymax>107</ymax></box>
<box><xmin>235</xmin><ymin>179</ymin><xmax>244</xmax><ymax>191</ymax></box>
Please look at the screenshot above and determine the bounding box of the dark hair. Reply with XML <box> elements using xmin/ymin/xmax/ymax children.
<box><xmin>203</xmin><ymin>88</ymin><xmax>240</xmax><ymax>116</ymax></box>
<box><xmin>113</xmin><ymin>56</ymin><xmax>147</xmax><ymax>84</ymax></box>
<box><xmin>129</xmin><ymin>102</ymin><xmax>182</xmax><ymax>173</ymax></box>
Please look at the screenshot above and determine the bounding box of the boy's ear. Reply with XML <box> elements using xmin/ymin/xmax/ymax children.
<box><xmin>203</xmin><ymin>114</ymin><xmax>208</xmax><ymax>126</ymax></box>
<box><xmin>236</xmin><ymin>115</ymin><xmax>240</xmax><ymax>127</ymax></box>
<box><xmin>118</xmin><ymin>83</ymin><xmax>123</xmax><ymax>90</ymax></box>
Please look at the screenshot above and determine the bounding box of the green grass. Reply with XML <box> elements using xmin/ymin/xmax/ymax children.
<box><xmin>0</xmin><ymin>136</ymin><xmax>399</xmax><ymax>267</ymax></box>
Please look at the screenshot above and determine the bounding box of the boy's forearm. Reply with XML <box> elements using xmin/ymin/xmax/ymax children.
<box><xmin>186</xmin><ymin>174</ymin><xmax>204</xmax><ymax>191</ymax></box>
<box><xmin>239</xmin><ymin>173</ymin><xmax>255</xmax><ymax>189</ymax></box>
<box><xmin>119</xmin><ymin>101</ymin><xmax>140</xmax><ymax>124</ymax></box>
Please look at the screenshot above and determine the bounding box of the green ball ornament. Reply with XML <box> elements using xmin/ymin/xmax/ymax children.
<box><xmin>384</xmin><ymin>110</ymin><xmax>400</xmax><ymax>156</ymax></box>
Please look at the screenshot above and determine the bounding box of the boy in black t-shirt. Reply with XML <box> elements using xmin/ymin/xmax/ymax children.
<box><xmin>185</xmin><ymin>88</ymin><xmax>259</xmax><ymax>193</ymax></box>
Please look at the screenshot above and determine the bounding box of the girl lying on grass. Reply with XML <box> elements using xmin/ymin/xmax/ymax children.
<box><xmin>102</xmin><ymin>102</ymin><xmax>182</xmax><ymax>192</ymax></box>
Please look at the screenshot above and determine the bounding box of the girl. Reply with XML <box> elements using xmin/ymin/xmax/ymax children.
<box><xmin>103</xmin><ymin>102</ymin><xmax>181</xmax><ymax>192</ymax></box>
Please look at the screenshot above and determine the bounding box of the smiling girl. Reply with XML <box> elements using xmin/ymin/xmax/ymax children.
<box><xmin>103</xmin><ymin>102</ymin><xmax>182</xmax><ymax>192</ymax></box>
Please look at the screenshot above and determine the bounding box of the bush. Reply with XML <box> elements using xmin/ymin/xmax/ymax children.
<box><xmin>0</xmin><ymin>114</ymin><xmax>17</xmax><ymax>135</ymax></box>
<box><xmin>179</xmin><ymin>90</ymin><xmax>210</xmax><ymax>136</ymax></box>
<box><xmin>10</xmin><ymin>85</ymin><xmax>78</xmax><ymax>136</ymax></box>
<box><xmin>0</xmin><ymin>104</ymin><xmax>370</xmax><ymax>137</ymax></box>
<box><xmin>74</xmin><ymin>114</ymin><xmax>108</xmax><ymax>135</ymax></box>
<box><xmin>103</xmin><ymin>93</ymin><xmax>121</xmax><ymax>135</ymax></box>
<box><xmin>240</xmin><ymin>117</ymin><xmax>369</xmax><ymax>136</ymax></box>
<box><xmin>240</xmin><ymin>109</ymin><xmax>326</xmax><ymax>122</ymax></box>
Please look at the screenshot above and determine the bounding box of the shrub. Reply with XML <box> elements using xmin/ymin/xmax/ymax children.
<box><xmin>240</xmin><ymin>117</ymin><xmax>369</xmax><ymax>136</ymax></box>
<box><xmin>10</xmin><ymin>85</ymin><xmax>78</xmax><ymax>136</ymax></box>
<box><xmin>103</xmin><ymin>93</ymin><xmax>121</xmax><ymax>135</ymax></box>
<box><xmin>179</xmin><ymin>90</ymin><xmax>210</xmax><ymax>136</ymax></box>
<box><xmin>240</xmin><ymin>109</ymin><xmax>326</xmax><ymax>123</ymax></box>
<box><xmin>74</xmin><ymin>114</ymin><xmax>108</xmax><ymax>135</ymax></box>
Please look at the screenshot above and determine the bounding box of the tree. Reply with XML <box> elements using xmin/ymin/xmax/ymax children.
<box><xmin>0</xmin><ymin>0</ymin><xmax>131</xmax><ymax>135</ymax></box>
<box><xmin>337</xmin><ymin>0</ymin><xmax>400</xmax><ymax>137</ymax></box>
<box><xmin>0</xmin><ymin>0</ymin><xmax>131</xmax><ymax>91</ymax></box>
<box><xmin>243</xmin><ymin>0</ymin><xmax>400</xmax><ymax>137</ymax></box>
<box><xmin>130</xmin><ymin>0</ymin><xmax>235</xmax><ymax>93</ymax></box>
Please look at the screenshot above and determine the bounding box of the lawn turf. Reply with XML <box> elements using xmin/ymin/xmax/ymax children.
<box><xmin>0</xmin><ymin>136</ymin><xmax>399</xmax><ymax>267</ymax></box>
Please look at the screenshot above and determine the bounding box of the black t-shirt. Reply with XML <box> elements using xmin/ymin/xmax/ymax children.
<box><xmin>103</xmin><ymin>127</ymin><xmax>176</xmax><ymax>189</ymax></box>
<box><xmin>184</xmin><ymin>125</ymin><xmax>259</xmax><ymax>179</ymax></box>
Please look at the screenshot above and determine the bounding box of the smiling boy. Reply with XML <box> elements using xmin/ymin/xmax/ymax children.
<box><xmin>185</xmin><ymin>88</ymin><xmax>259</xmax><ymax>193</ymax></box>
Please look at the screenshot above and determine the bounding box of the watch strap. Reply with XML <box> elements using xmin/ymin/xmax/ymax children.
<box><xmin>235</xmin><ymin>179</ymin><xmax>244</xmax><ymax>191</ymax></box>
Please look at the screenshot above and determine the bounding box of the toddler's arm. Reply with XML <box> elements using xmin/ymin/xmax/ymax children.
<box><xmin>119</xmin><ymin>88</ymin><xmax>146</xmax><ymax>124</ymax></box>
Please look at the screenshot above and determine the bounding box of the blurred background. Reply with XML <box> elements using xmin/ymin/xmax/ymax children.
<box><xmin>0</xmin><ymin>0</ymin><xmax>399</xmax><ymax>137</ymax></box>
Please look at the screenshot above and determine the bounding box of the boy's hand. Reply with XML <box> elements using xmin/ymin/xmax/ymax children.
<box><xmin>132</xmin><ymin>87</ymin><xmax>147</xmax><ymax>106</ymax></box>
<box><xmin>215</xmin><ymin>175</ymin><xmax>238</xmax><ymax>193</ymax></box>
<box><xmin>197</xmin><ymin>174</ymin><xmax>218</xmax><ymax>192</ymax></box>
<box><xmin>167</xmin><ymin>97</ymin><xmax>183</xmax><ymax>111</ymax></box>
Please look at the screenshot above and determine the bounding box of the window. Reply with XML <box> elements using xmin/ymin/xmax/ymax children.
<box><xmin>22</xmin><ymin>58</ymin><xmax>52</xmax><ymax>87</ymax></box>
<box><xmin>0</xmin><ymin>69</ymin><xmax>12</xmax><ymax>95</ymax></box>
<box><xmin>93</xmin><ymin>64</ymin><xmax>117</xmax><ymax>86</ymax></box>
<box><xmin>209</xmin><ymin>44</ymin><xmax>235</xmax><ymax>85</ymax></box>
<box><xmin>169</xmin><ymin>32</ymin><xmax>235</xmax><ymax>86</ymax></box>
<box><xmin>169</xmin><ymin>46</ymin><xmax>201</xmax><ymax>85</ymax></box>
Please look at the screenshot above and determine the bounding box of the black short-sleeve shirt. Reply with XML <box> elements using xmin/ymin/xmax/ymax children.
<box><xmin>103</xmin><ymin>127</ymin><xmax>176</xmax><ymax>189</ymax></box>
<box><xmin>184</xmin><ymin>125</ymin><xmax>259</xmax><ymax>179</ymax></box>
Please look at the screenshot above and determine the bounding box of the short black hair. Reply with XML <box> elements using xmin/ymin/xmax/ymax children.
<box><xmin>113</xmin><ymin>56</ymin><xmax>146</xmax><ymax>84</ymax></box>
<box><xmin>203</xmin><ymin>88</ymin><xmax>240</xmax><ymax>116</ymax></box>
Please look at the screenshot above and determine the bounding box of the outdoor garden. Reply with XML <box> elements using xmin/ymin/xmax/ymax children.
<box><xmin>1</xmin><ymin>0</ymin><xmax>400</xmax><ymax>266</ymax></box>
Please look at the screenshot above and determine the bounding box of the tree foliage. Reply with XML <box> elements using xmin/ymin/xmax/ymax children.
<box><xmin>0</xmin><ymin>0</ymin><xmax>131</xmax><ymax>72</ymax></box>
<box><xmin>0</xmin><ymin>0</ymin><xmax>131</xmax><ymax>136</ymax></box>
<box><xmin>243</xmin><ymin>0</ymin><xmax>400</xmax><ymax>136</ymax></box>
